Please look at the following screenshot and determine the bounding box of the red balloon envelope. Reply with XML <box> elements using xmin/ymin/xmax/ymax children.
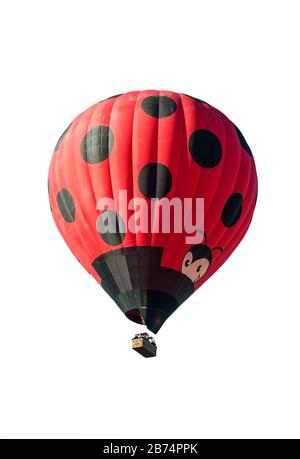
<box><xmin>48</xmin><ymin>90</ymin><xmax>258</xmax><ymax>334</ymax></box>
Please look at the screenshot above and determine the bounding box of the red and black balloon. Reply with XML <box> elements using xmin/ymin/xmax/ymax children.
<box><xmin>48</xmin><ymin>90</ymin><xmax>258</xmax><ymax>333</ymax></box>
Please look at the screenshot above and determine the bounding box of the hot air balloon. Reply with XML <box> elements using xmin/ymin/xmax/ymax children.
<box><xmin>48</xmin><ymin>90</ymin><xmax>258</xmax><ymax>357</ymax></box>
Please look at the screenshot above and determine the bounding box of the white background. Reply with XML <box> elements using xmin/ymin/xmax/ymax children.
<box><xmin>0</xmin><ymin>0</ymin><xmax>299</xmax><ymax>439</ymax></box>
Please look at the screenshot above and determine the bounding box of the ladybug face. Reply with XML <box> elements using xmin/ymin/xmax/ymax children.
<box><xmin>182</xmin><ymin>252</ymin><xmax>210</xmax><ymax>283</ymax></box>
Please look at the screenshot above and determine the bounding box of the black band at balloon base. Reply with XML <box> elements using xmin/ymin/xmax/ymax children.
<box><xmin>92</xmin><ymin>246</ymin><xmax>194</xmax><ymax>333</ymax></box>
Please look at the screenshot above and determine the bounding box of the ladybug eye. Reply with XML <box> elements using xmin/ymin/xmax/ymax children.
<box><xmin>196</xmin><ymin>265</ymin><xmax>202</xmax><ymax>272</ymax></box>
<box><xmin>185</xmin><ymin>259</ymin><xmax>190</xmax><ymax>267</ymax></box>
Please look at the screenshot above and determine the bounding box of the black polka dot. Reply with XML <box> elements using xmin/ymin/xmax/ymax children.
<box><xmin>189</xmin><ymin>129</ymin><xmax>222</xmax><ymax>168</ymax></box>
<box><xmin>55</xmin><ymin>123</ymin><xmax>71</xmax><ymax>151</ymax></box>
<box><xmin>235</xmin><ymin>125</ymin><xmax>252</xmax><ymax>156</ymax></box>
<box><xmin>80</xmin><ymin>126</ymin><xmax>114</xmax><ymax>164</ymax></box>
<box><xmin>221</xmin><ymin>193</ymin><xmax>243</xmax><ymax>227</ymax></box>
<box><xmin>57</xmin><ymin>189</ymin><xmax>75</xmax><ymax>223</ymax></box>
<box><xmin>96</xmin><ymin>210</ymin><xmax>126</xmax><ymax>246</ymax></box>
<box><xmin>254</xmin><ymin>191</ymin><xmax>258</xmax><ymax>207</ymax></box>
<box><xmin>106</xmin><ymin>94</ymin><xmax>123</xmax><ymax>100</ymax></box>
<box><xmin>47</xmin><ymin>180</ymin><xmax>52</xmax><ymax>211</ymax></box>
<box><xmin>183</xmin><ymin>94</ymin><xmax>207</xmax><ymax>104</ymax></box>
<box><xmin>142</xmin><ymin>96</ymin><xmax>177</xmax><ymax>118</ymax></box>
<box><xmin>138</xmin><ymin>163</ymin><xmax>172</xmax><ymax>199</ymax></box>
